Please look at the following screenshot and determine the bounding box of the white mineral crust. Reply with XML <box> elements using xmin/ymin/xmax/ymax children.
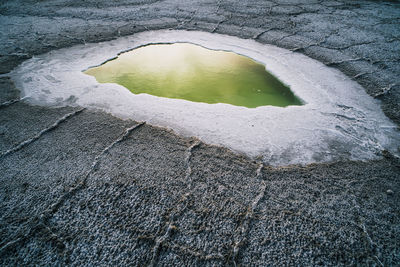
<box><xmin>10</xmin><ymin>30</ymin><xmax>400</xmax><ymax>165</ymax></box>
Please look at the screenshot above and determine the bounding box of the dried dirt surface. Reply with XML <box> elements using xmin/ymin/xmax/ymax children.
<box><xmin>0</xmin><ymin>0</ymin><xmax>399</xmax><ymax>265</ymax></box>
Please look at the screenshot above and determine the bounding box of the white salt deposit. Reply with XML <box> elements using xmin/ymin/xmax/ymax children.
<box><xmin>9</xmin><ymin>30</ymin><xmax>400</xmax><ymax>165</ymax></box>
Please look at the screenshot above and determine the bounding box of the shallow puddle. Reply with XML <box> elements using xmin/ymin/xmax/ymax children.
<box><xmin>84</xmin><ymin>43</ymin><xmax>302</xmax><ymax>108</ymax></box>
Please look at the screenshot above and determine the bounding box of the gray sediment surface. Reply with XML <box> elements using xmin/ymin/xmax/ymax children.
<box><xmin>0</xmin><ymin>0</ymin><xmax>399</xmax><ymax>265</ymax></box>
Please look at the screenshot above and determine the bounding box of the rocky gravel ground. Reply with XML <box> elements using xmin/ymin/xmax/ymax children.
<box><xmin>0</xmin><ymin>0</ymin><xmax>399</xmax><ymax>265</ymax></box>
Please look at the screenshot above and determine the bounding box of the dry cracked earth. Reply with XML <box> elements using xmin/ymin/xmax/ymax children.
<box><xmin>0</xmin><ymin>0</ymin><xmax>400</xmax><ymax>266</ymax></box>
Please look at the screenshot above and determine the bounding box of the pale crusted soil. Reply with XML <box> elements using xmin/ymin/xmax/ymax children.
<box><xmin>0</xmin><ymin>0</ymin><xmax>399</xmax><ymax>266</ymax></box>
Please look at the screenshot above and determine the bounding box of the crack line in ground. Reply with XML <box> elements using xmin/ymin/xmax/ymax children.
<box><xmin>0</xmin><ymin>107</ymin><xmax>85</xmax><ymax>160</ymax></box>
<box><xmin>373</xmin><ymin>83</ymin><xmax>396</xmax><ymax>98</ymax></box>
<box><xmin>290</xmin><ymin>29</ymin><xmax>339</xmax><ymax>52</ymax></box>
<box><xmin>0</xmin><ymin>120</ymin><xmax>145</xmax><ymax>256</ymax></box>
<box><xmin>174</xmin><ymin>8</ymin><xmax>197</xmax><ymax>29</ymax></box>
<box><xmin>325</xmin><ymin>57</ymin><xmax>363</xmax><ymax>66</ymax></box>
<box><xmin>46</xmin><ymin>121</ymin><xmax>146</xmax><ymax>215</ymax></box>
<box><xmin>0</xmin><ymin>96</ymin><xmax>28</xmax><ymax>109</ymax></box>
<box><xmin>148</xmin><ymin>139</ymin><xmax>201</xmax><ymax>266</ymax></box>
<box><xmin>351</xmin><ymin>198</ymin><xmax>384</xmax><ymax>267</ymax></box>
<box><xmin>149</xmin><ymin>223</ymin><xmax>176</xmax><ymax>267</ymax></box>
<box><xmin>351</xmin><ymin>71</ymin><xmax>374</xmax><ymax>80</ymax></box>
<box><xmin>184</xmin><ymin>139</ymin><xmax>201</xmax><ymax>190</ymax></box>
<box><xmin>211</xmin><ymin>18</ymin><xmax>227</xmax><ymax>33</ymax></box>
<box><xmin>252</xmin><ymin>27</ymin><xmax>280</xmax><ymax>40</ymax></box>
<box><xmin>232</xmin><ymin>162</ymin><xmax>266</xmax><ymax>266</ymax></box>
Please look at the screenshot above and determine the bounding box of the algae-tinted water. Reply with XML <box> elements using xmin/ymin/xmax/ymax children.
<box><xmin>84</xmin><ymin>43</ymin><xmax>302</xmax><ymax>108</ymax></box>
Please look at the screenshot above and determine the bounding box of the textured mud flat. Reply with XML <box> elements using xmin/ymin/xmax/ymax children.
<box><xmin>0</xmin><ymin>0</ymin><xmax>400</xmax><ymax>266</ymax></box>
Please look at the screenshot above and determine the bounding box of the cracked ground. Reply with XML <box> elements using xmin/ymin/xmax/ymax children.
<box><xmin>0</xmin><ymin>0</ymin><xmax>399</xmax><ymax>265</ymax></box>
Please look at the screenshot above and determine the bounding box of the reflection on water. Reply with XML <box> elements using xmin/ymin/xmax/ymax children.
<box><xmin>84</xmin><ymin>43</ymin><xmax>302</xmax><ymax>108</ymax></box>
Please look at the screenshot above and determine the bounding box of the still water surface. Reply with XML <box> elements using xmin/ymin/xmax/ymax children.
<box><xmin>84</xmin><ymin>43</ymin><xmax>302</xmax><ymax>108</ymax></box>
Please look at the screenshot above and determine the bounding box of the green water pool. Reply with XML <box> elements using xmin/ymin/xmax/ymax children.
<box><xmin>84</xmin><ymin>43</ymin><xmax>302</xmax><ymax>108</ymax></box>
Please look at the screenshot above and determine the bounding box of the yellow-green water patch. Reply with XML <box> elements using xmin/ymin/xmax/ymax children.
<box><xmin>84</xmin><ymin>43</ymin><xmax>302</xmax><ymax>108</ymax></box>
